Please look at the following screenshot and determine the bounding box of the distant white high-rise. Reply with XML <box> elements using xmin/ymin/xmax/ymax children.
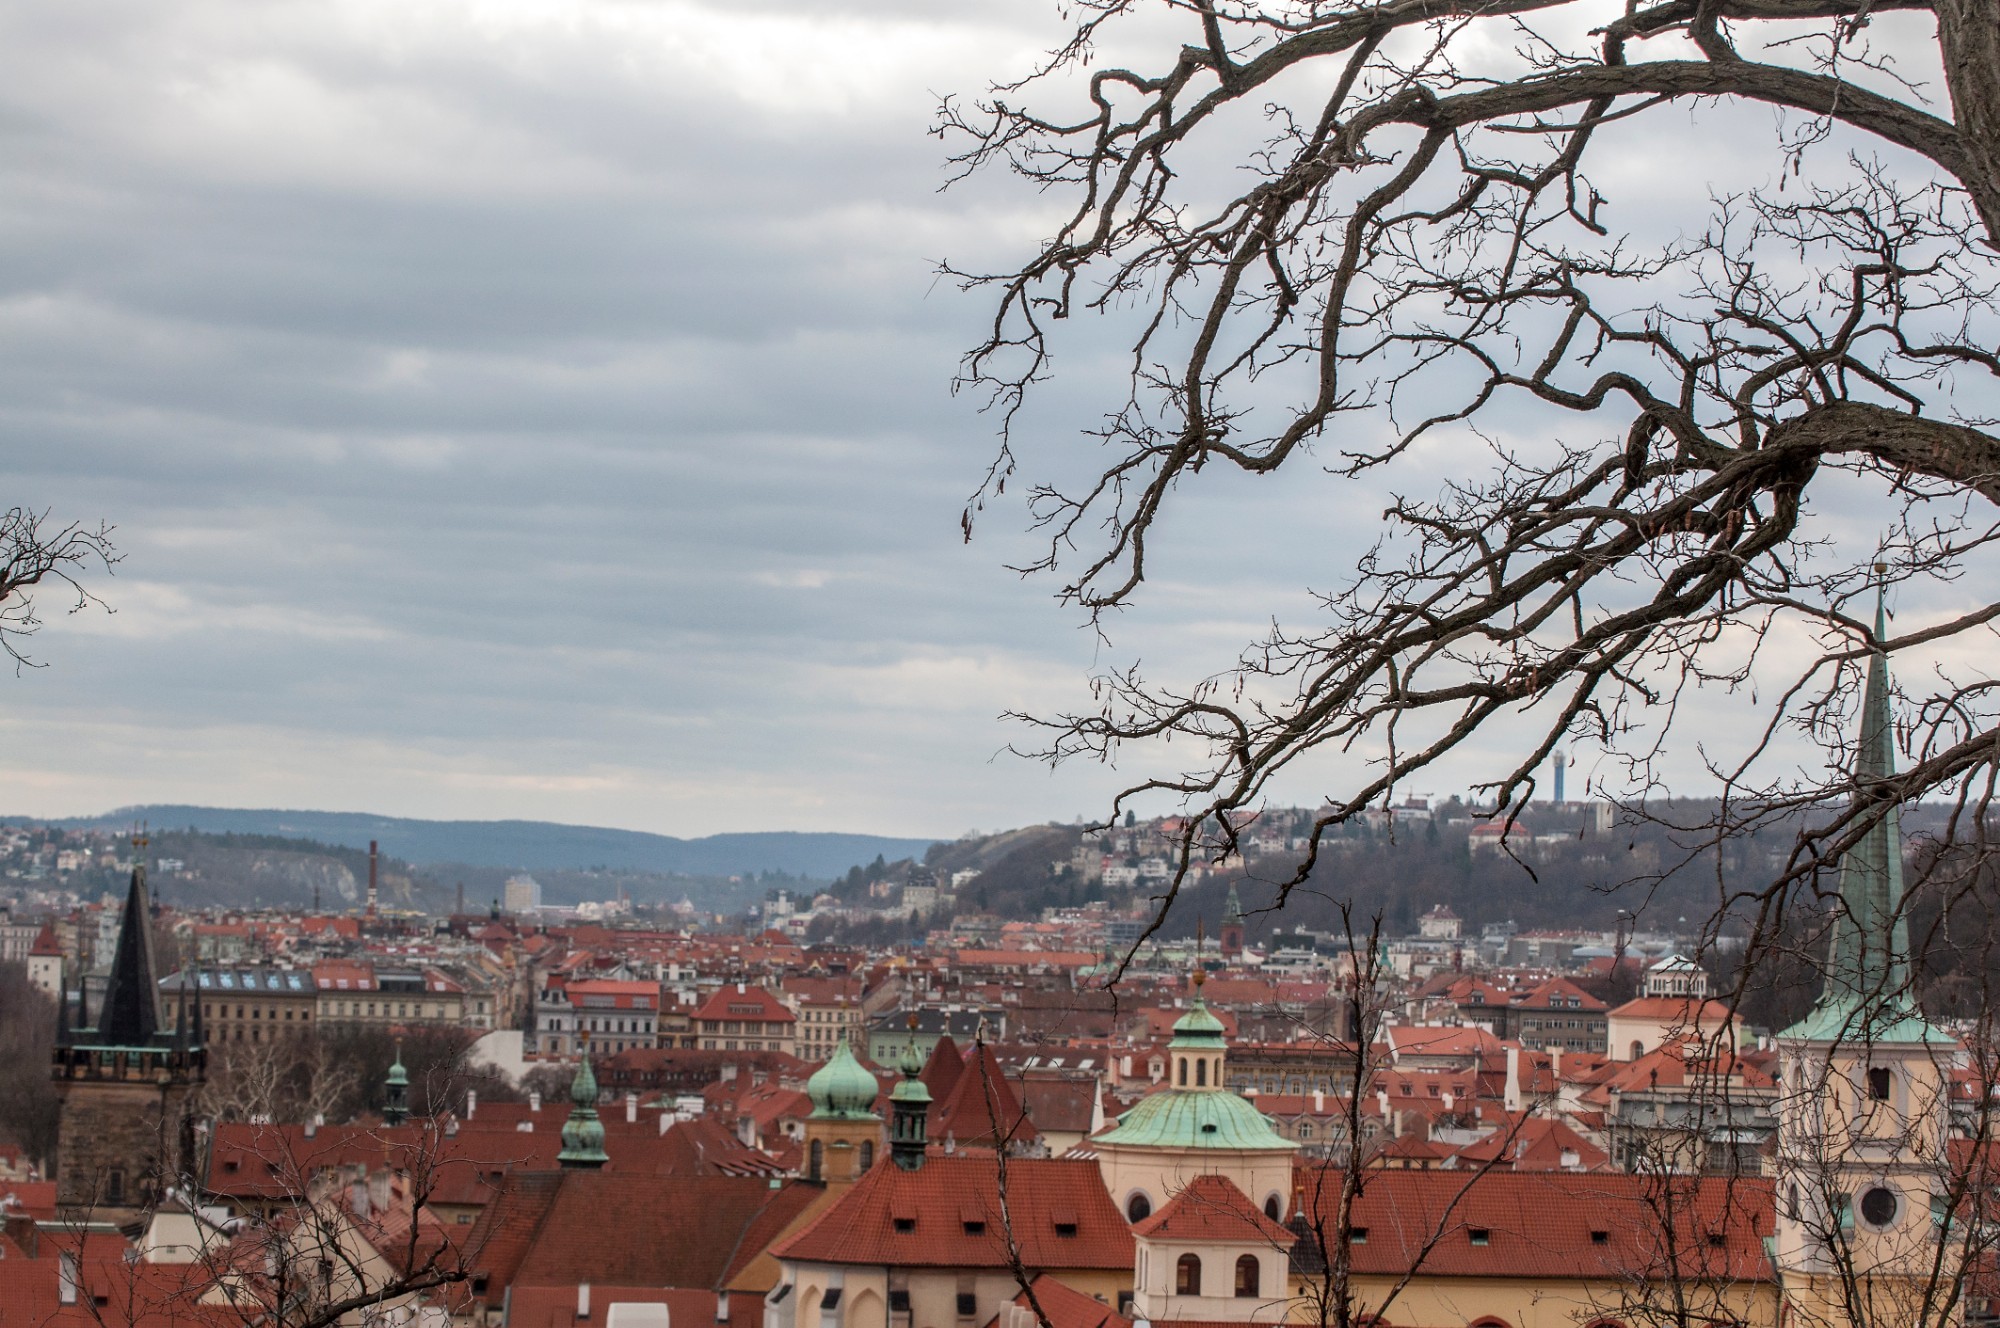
<box><xmin>503</xmin><ymin>874</ymin><xmax>542</xmax><ymax>914</ymax></box>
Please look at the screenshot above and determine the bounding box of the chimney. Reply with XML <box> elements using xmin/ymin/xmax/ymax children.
<box><xmin>1312</xmin><ymin>1089</ymin><xmax>1324</xmax><ymax>1113</ymax></box>
<box><xmin>1504</xmin><ymin>1046</ymin><xmax>1523</xmax><ymax>1113</ymax></box>
<box><xmin>59</xmin><ymin>1251</ymin><xmax>78</xmax><ymax>1305</ymax></box>
<box><xmin>626</xmin><ymin>1093</ymin><xmax>638</xmax><ymax>1124</ymax></box>
<box><xmin>660</xmin><ymin>1112</ymin><xmax>671</xmax><ymax>1136</ymax></box>
<box><xmin>577</xmin><ymin>1283</ymin><xmax>591</xmax><ymax>1321</ymax></box>
<box><xmin>529</xmin><ymin>1091</ymin><xmax>542</xmax><ymax>1113</ymax></box>
<box><xmin>366</xmin><ymin>841</ymin><xmax>379</xmax><ymax>919</ymax></box>
<box><xmin>466</xmin><ymin>1090</ymin><xmax>477</xmax><ymax>1119</ymax></box>
<box><xmin>717</xmin><ymin>1290</ymin><xmax>730</xmax><ymax>1323</ymax></box>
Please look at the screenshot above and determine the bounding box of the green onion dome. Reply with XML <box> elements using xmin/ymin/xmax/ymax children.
<box><xmin>807</xmin><ymin>1040</ymin><xmax>881</xmax><ymax>1119</ymax></box>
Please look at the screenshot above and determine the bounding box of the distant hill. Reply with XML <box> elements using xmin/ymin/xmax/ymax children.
<box><xmin>33</xmin><ymin>806</ymin><xmax>938</xmax><ymax>881</ymax></box>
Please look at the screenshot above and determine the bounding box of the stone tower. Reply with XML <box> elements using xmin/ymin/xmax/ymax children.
<box><xmin>1772</xmin><ymin>575</ymin><xmax>1959</xmax><ymax>1328</ymax></box>
<box><xmin>52</xmin><ymin>861</ymin><xmax>205</xmax><ymax>1220</ymax></box>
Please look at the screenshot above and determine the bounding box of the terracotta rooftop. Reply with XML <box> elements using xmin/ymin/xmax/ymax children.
<box><xmin>1132</xmin><ymin>1175</ymin><xmax>1294</xmax><ymax>1246</ymax></box>
<box><xmin>773</xmin><ymin>1155</ymin><xmax>1132</xmax><ymax>1270</ymax></box>
<box><xmin>1291</xmin><ymin>1170</ymin><xmax>1775</xmax><ymax>1283</ymax></box>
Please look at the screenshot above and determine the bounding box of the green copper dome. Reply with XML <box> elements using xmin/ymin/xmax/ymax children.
<box><xmin>808</xmin><ymin>1041</ymin><xmax>880</xmax><ymax>1119</ymax></box>
<box><xmin>386</xmin><ymin>1048</ymin><xmax>408</xmax><ymax>1086</ymax></box>
<box><xmin>1169</xmin><ymin>994</ymin><xmax>1228</xmax><ymax>1049</ymax></box>
<box><xmin>1095</xmin><ymin>1087</ymin><xmax>1295</xmax><ymax>1151</ymax></box>
<box><xmin>558</xmin><ymin>1041</ymin><xmax>608</xmax><ymax>1169</ymax></box>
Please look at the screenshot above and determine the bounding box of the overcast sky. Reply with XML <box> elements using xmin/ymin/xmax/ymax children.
<box><xmin>0</xmin><ymin>0</ymin><xmax>1982</xmax><ymax>839</ymax></box>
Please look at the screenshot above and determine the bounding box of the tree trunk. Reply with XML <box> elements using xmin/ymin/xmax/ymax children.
<box><xmin>1936</xmin><ymin>0</ymin><xmax>2000</xmax><ymax>244</ymax></box>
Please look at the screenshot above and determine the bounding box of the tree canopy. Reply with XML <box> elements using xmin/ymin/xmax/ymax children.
<box><xmin>947</xmin><ymin>0</ymin><xmax>2000</xmax><ymax>958</ymax></box>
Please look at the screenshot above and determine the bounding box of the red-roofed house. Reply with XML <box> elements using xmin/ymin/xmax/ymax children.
<box><xmin>696</xmin><ymin>984</ymin><xmax>798</xmax><ymax>1057</ymax></box>
<box><xmin>28</xmin><ymin>922</ymin><xmax>64</xmax><ymax>1000</ymax></box>
<box><xmin>769</xmin><ymin>1154</ymin><xmax>1133</xmax><ymax>1328</ymax></box>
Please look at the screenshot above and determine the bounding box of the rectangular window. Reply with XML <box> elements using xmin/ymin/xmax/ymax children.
<box><xmin>1468</xmin><ymin>1229</ymin><xmax>1490</xmax><ymax>1246</ymax></box>
<box><xmin>956</xmin><ymin>1295</ymin><xmax>977</xmax><ymax>1318</ymax></box>
<box><xmin>1868</xmin><ymin>1067</ymin><xmax>1892</xmax><ymax>1101</ymax></box>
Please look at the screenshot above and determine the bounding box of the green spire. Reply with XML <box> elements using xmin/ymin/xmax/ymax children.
<box><xmin>1224</xmin><ymin>883</ymin><xmax>1243</xmax><ymax>925</ymax></box>
<box><xmin>889</xmin><ymin>1028</ymin><xmax>931</xmax><ymax>1170</ymax></box>
<box><xmin>383</xmin><ymin>1043</ymin><xmax>410</xmax><ymax>1125</ymax></box>
<box><xmin>1783</xmin><ymin>572</ymin><xmax>1944</xmax><ymax>1044</ymax></box>
<box><xmin>558</xmin><ymin>1036</ymin><xmax>608</xmax><ymax>1169</ymax></box>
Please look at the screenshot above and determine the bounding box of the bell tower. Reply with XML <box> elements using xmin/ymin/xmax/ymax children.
<box><xmin>1772</xmin><ymin>572</ymin><xmax>1958</xmax><ymax>1328</ymax></box>
<box><xmin>51</xmin><ymin>849</ymin><xmax>205</xmax><ymax>1220</ymax></box>
<box><xmin>800</xmin><ymin>1041</ymin><xmax>881</xmax><ymax>1184</ymax></box>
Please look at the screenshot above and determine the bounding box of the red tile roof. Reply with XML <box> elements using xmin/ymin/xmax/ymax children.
<box><xmin>986</xmin><ymin>1275</ymin><xmax>1130</xmax><ymax>1328</ymax></box>
<box><xmin>1133</xmin><ymin>1175</ymin><xmax>1293</xmax><ymax>1245</ymax></box>
<box><xmin>773</xmin><ymin>1156</ymin><xmax>1132</xmax><ymax>1270</ymax></box>
<box><xmin>466</xmin><ymin>1172</ymin><xmax>819</xmax><ymax>1306</ymax></box>
<box><xmin>694</xmin><ymin>985</ymin><xmax>795</xmax><ymax>1024</ymax></box>
<box><xmin>1292</xmin><ymin>1170</ymin><xmax>1775</xmax><ymax>1282</ymax></box>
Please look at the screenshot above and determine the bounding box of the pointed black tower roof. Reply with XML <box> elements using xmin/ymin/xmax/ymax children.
<box><xmin>92</xmin><ymin>863</ymin><xmax>162</xmax><ymax>1046</ymax></box>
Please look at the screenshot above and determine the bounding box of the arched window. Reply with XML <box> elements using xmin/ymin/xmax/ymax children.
<box><xmin>1196</xmin><ymin>1058</ymin><xmax>1208</xmax><ymax>1087</ymax></box>
<box><xmin>859</xmin><ymin>1141</ymin><xmax>875</xmax><ymax>1171</ymax></box>
<box><xmin>1178</xmin><ymin>1057</ymin><xmax>1188</xmax><ymax>1086</ymax></box>
<box><xmin>1234</xmin><ymin>1254</ymin><xmax>1259</xmax><ymax>1298</ymax></box>
<box><xmin>1175</xmin><ymin>1254</ymin><xmax>1202</xmax><ymax>1296</ymax></box>
<box><xmin>1127</xmin><ymin>1193</ymin><xmax>1153</xmax><ymax>1223</ymax></box>
<box><xmin>1629</xmin><ymin>1041</ymin><xmax>1645</xmax><ymax>1060</ymax></box>
<box><xmin>809</xmin><ymin>1139</ymin><xmax>823</xmax><ymax>1181</ymax></box>
<box><xmin>1264</xmin><ymin>1195</ymin><xmax>1281</xmax><ymax>1221</ymax></box>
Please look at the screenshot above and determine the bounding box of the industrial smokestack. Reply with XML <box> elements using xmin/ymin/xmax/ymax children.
<box><xmin>367</xmin><ymin>840</ymin><xmax>379</xmax><ymax>918</ymax></box>
<box><xmin>1551</xmin><ymin>750</ymin><xmax>1566</xmax><ymax>805</ymax></box>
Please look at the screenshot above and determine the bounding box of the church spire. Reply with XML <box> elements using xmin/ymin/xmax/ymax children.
<box><xmin>383</xmin><ymin>1043</ymin><xmax>410</xmax><ymax>1125</ymax></box>
<box><xmin>1823</xmin><ymin>570</ymin><xmax>1913</xmax><ymax>1013</ymax></box>
<box><xmin>1784</xmin><ymin>567</ymin><xmax>1939</xmax><ymax>1045</ymax></box>
<box><xmin>557</xmin><ymin>1034</ymin><xmax>608</xmax><ymax>1169</ymax></box>
<box><xmin>95</xmin><ymin>845</ymin><xmax>161</xmax><ymax>1046</ymax></box>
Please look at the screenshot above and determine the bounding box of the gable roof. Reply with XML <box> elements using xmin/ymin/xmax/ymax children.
<box><xmin>468</xmin><ymin>1172</ymin><xmax>819</xmax><ymax>1302</ymax></box>
<box><xmin>773</xmin><ymin>1155</ymin><xmax>1132</xmax><ymax>1271</ymax></box>
<box><xmin>1132</xmin><ymin>1175</ymin><xmax>1293</xmax><ymax>1246</ymax></box>
<box><xmin>1291</xmin><ymin>1170</ymin><xmax>1775</xmax><ymax>1283</ymax></box>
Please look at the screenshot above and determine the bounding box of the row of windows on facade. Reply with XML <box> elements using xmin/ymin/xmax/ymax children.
<box><xmin>702</xmin><ymin>1019</ymin><xmax>786</xmax><ymax>1034</ymax></box>
<box><xmin>192</xmin><ymin>1001</ymin><xmax>454</xmax><ymax>1021</ymax></box>
<box><xmin>703</xmin><ymin>1040</ymin><xmax>786</xmax><ymax>1051</ymax></box>
<box><xmin>579</xmin><ymin>1016</ymin><xmax>652</xmax><ymax>1033</ymax></box>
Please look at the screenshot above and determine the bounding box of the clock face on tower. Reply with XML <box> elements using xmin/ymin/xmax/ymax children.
<box><xmin>1860</xmin><ymin>1185</ymin><xmax>1899</xmax><ymax>1228</ymax></box>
